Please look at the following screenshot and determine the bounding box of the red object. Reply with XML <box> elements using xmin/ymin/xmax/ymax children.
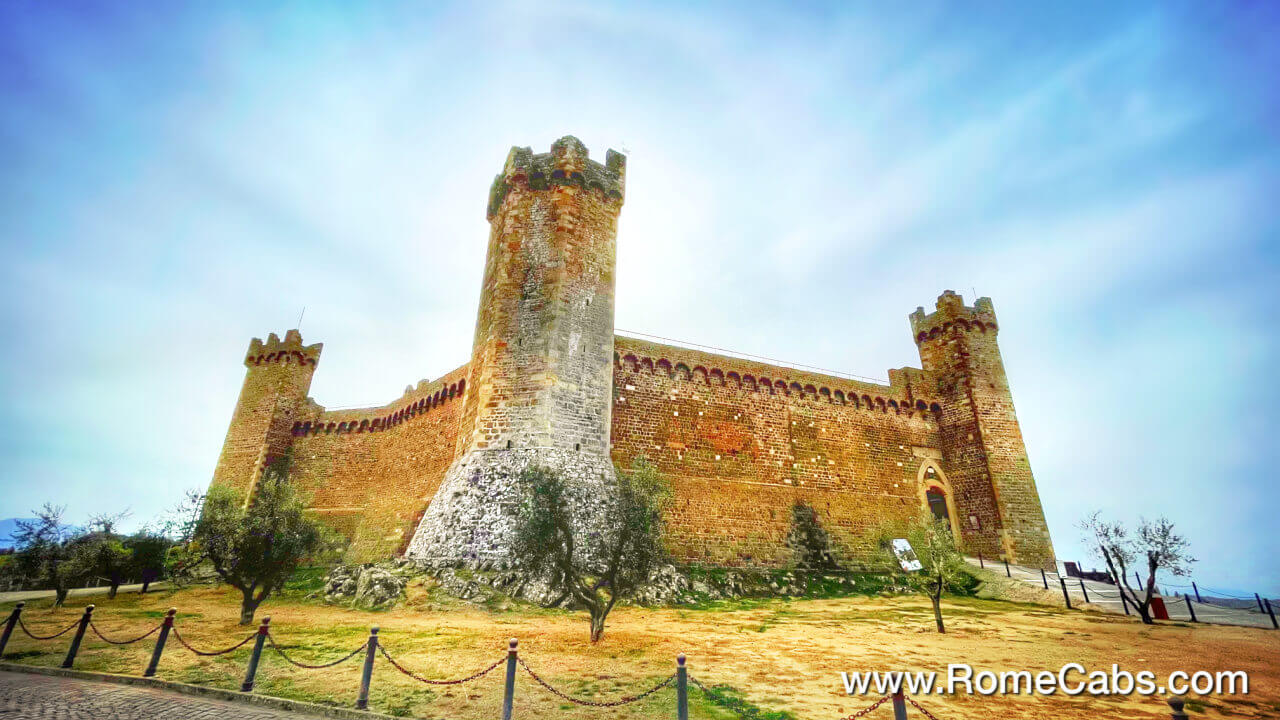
<box><xmin>1149</xmin><ymin>596</ymin><xmax>1169</xmax><ymax>620</ymax></box>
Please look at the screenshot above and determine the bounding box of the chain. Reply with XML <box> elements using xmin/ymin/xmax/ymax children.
<box><xmin>89</xmin><ymin>620</ymin><xmax>161</xmax><ymax>645</ymax></box>
<box><xmin>377</xmin><ymin>644</ymin><xmax>505</xmax><ymax>685</ymax></box>
<box><xmin>17</xmin><ymin>617</ymin><xmax>80</xmax><ymax>640</ymax></box>
<box><xmin>518</xmin><ymin>656</ymin><xmax>675</xmax><ymax>707</ymax></box>
<box><xmin>906</xmin><ymin>696</ymin><xmax>943</xmax><ymax>720</ymax></box>
<box><xmin>839</xmin><ymin>695</ymin><xmax>891</xmax><ymax>718</ymax></box>
<box><xmin>265</xmin><ymin>633</ymin><xmax>368</xmax><ymax>669</ymax></box>
<box><xmin>171</xmin><ymin>626</ymin><xmax>257</xmax><ymax>656</ymax></box>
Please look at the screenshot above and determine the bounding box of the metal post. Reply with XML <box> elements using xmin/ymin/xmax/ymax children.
<box><xmin>1079</xmin><ymin>579</ymin><xmax>1090</xmax><ymax>604</ymax></box>
<box><xmin>0</xmin><ymin>602</ymin><xmax>22</xmax><ymax>657</ymax></box>
<box><xmin>676</xmin><ymin>654</ymin><xmax>688</xmax><ymax>720</ymax></box>
<box><xmin>240</xmin><ymin>616</ymin><xmax>270</xmax><ymax>692</ymax></box>
<box><xmin>61</xmin><ymin>605</ymin><xmax>94</xmax><ymax>669</ymax></box>
<box><xmin>892</xmin><ymin>691</ymin><xmax>908</xmax><ymax>719</ymax></box>
<box><xmin>1192</xmin><ymin>582</ymin><xmax>1201</xmax><ymax>603</ymax></box>
<box><xmin>1256</xmin><ymin>593</ymin><xmax>1265</xmax><ymax>612</ymax></box>
<box><xmin>1134</xmin><ymin>571</ymin><xmax>1142</xmax><ymax>589</ymax></box>
<box><xmin>1184</xmin><ymin>595</ymin><xmax>1197</xmax><ymax>623</ymax></box>
<box><xmin>356</xmin><ymin>626</ymin><xmax>378</xmax><ymax>709</ymax></box>
<box><xmin>1266</xmin><ymin>600</ymin><xmax>1278</xmax><ymax>630</ymax></box>
<box><xmin>1040</xmin><ymin>568</ymin><xmax>1048</xmax><ymax>589</ymax></box>
<box><xmin>144</xmin><ymin>608</ymin><xmax>176</xmax><ymax>677</ymax></box>
<box><xmin>1004</xmin><ymin>559</ymin><xmax>1011</xmax><ymax>577</ymax></box>
<box><xmin>1168</xmin><ymin>695</ymin><xmax>1188</xmax><ymax>719</ymax></box>
<box><xmin>1060</xmin><ymin>578</ymin><xmax>1072</xmax><ymax>609</ymax></box>
<box><xmin>502</xmin><ymin>638</ymin><xmax>517</xmax><ymax>720</ymax></box>
<box><xmin>977</xmin><ymin>553</ymin><xmax>983</xmax><ymax>568</ymax></box>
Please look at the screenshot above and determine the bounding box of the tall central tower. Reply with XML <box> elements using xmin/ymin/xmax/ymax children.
<box><xmin>406</xmin><ymin>136</ymin><xmax>626</xmax><ymax>566</ymax></box>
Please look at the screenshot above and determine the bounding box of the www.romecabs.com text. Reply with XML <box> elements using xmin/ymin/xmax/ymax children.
<box><xmin>841</xmin><ymin>664</ymin><xmax>1248</xmax><ymax>697</ymax></box>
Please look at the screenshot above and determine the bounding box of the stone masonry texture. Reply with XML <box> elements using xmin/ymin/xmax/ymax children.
<box><xmin>207</xmin><ymin>135</ymin><xmax>1056</xmax><ymax>569</ymax></box>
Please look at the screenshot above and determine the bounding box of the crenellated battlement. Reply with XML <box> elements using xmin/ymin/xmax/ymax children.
<box><xmin>245</xmin><ymin>329</ymin><xmax>323</xmax><ymax>368</ymax></box>
<box><xmin>909</xmin><ymin>290</ymin><xmax>998</xmax><ymax>344</ymax></box>
<box><xmin>485</xmin><ymin>135</ymin><xmax>626</xmax><ymax>220</ymax></box>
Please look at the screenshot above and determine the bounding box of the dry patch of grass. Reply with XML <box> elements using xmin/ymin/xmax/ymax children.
<box><xmin>3</xmin><ymin>575</ymin><xmax>1277</xmax><ymax>720</ymax></box>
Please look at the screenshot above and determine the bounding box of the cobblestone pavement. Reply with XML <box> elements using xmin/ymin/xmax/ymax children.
<box><xmin>0</xmin><ymin>670</ymin><xmax>334</xmax><ymax>719</ymax></box>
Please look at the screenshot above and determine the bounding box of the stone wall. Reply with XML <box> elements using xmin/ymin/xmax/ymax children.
<box><xmin>286</xmin><ymin>364</ymin><xmax>469</xmax><ymax>561</ymax></box>
<box><xmin>609</xmin><ymin>337</ymin><xmax>949</xmax><ymax>566</ymax></box>
<box><xmin>911</xmin><ymin>292</ymin><xmax>1055</xmax><ymax>567</ymax></box>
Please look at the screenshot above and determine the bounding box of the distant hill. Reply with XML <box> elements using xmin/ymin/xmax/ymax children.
<box><xmin>0</xmin><ymin>518</ymin><xmax>32</xmax><ymax>549</ymax></box>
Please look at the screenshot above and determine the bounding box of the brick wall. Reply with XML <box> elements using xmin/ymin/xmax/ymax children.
<box><xmin>610</xmin><ymin>337</ymin><xmax>949</xmax><ymax>566</ymax></box>
<box><xmin>286</xmin><ymin>365</ymin><xmax>469</xmax><ymax>562</ymax></box>
<box><xmin>912</xmin><ymin>292</ymin><xmax>1055</xmax><ymax>567</ymax></box>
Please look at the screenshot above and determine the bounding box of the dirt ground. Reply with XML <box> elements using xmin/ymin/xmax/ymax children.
<box><xmin>2</xmin><ymin>576</ymin><xmax>1277</xmax><ymax>720</ymax></box>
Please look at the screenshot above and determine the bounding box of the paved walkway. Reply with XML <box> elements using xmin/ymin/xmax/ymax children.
<box><xmin>0</xmin><ymin>584</ymin><xmax>165</xmax><ymax>604</ymax></box>
<box><xmin>0</xmin><ymin>670</ymin><xmax>333</xmax><ymax>720</ymax></box>
<box><xmin>968</xmin><ymin>557</ymin><xmax>1277</xmax><ymax>630</ymax></box>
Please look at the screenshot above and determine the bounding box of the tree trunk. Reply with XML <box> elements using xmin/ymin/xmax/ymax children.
<box><xmin>108</xmin><ymin>581</ymin><xmax>119</xmax><ymax>599</ymax></box>
<box><xmin>54</xmin><ymin>587</ymin><xmax>68</xmax><ymax>608</ymax></box>
<box><xmin>140</xmin><ymin>579</ymin><xmax>151</xmax><ymax>594</ymax></box>
<box><xmin>239</xmin><ymin>592</ymin><xmax>261</xmax><ymax>625</ymax></box>
<box><xmin>931</xmin><ymin>594</ymin><xmax>945</xmax><ymax>633</ymax></box>
<box><xmin>589</xmin><ymin>608</ymin><xmax>607</xmax><ymax>643</ymax></box>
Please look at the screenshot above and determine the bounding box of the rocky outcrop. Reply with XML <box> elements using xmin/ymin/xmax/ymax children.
<box><xmin>323</xmin><ymin>564</ymin><xmax>408</xmax><ymax>609</ymax></box>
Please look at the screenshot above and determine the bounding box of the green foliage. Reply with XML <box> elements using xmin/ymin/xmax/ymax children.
<box><xmin>785</xmin><ymin>502</ymin><xmax>839</xmax><ymax>570</ymax></box>
<box><xmin>124</xmin><ymin>531</ymin><xmax>172</xmax><ymax>591</ymax></box>
<box><xmin>872</xmin><ymin>510</ymin><xmax>967</xmax><ymax>632</ymax></box>
<box><xmin>190</xmin><ymin>454</ymin><xmax>341</xmax><ymax>624</ymax></box>
<box><xmin>11</xmin><ymin>504</ymin><xmax>78</xmax><ymax>605</ymax></box>
<box><xmin>511</xmin><ymin>456</ymin><xmax>670</xmax><ymax>642</ymax></box>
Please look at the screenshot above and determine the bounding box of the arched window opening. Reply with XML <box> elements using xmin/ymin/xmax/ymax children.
<box><xmin>927</xmin><ymin>487</ymin><xmax>950</xmax><ymax>525</ymax></box>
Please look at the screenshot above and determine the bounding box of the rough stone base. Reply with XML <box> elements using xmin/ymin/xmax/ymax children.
<box><xmin>404</xmin><ymin>447</ymin><xmax>617</xmax><ymax>568</ymax></box>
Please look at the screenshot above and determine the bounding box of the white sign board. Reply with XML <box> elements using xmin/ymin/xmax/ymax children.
<box><xmin>892</xmin><ymin>538</ymin><xmax>923</xmax><ymax>572</ymax></box>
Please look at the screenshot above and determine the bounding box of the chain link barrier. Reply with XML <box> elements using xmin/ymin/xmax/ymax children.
<box><xmin>376</xmin><ymin>643</ymin><xmax>505</xmax><ymax>685</ymax></box>
<box><xmin>905</xmin><ymin>695</ymin><xmax>943</xmax><ymax>720</ymax></box>
<box><xmin>17</xmin><ymin>617</ymin><xmax>80</xmax><ymax>640</ymax></box>
<box><xmin>265</xmin><ymin>633</ymin><xmax>368</xmax><ymax>669</ymax></box>
<box><xmin>518</xmin><ymin>656</ymin><xmax>676</xmax><ymax>707</ymax></box>
<box><xmin>88</xmin><ymin>619</ymin><xmax>161</xmax><ymax>645</ymax></box>
<box><xmin>171</xmin><ymin>626</ymin><xmax>257</xmax><ymax>656</ymax></box>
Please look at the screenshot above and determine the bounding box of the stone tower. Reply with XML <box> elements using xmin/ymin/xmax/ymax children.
<box><xmin>405</xmin><ymin>136</ymin><xmax>627</xmax><ymax>566</ymax></box>
<box><xmin>911</xmin><ymin>291</ymin><xmax>1055</xmax><ymax>566</ymax></box>
<box><xmin>210</xmin><ymin>330</ymin><xmax>322</xmax><ymax>503</ymax></box>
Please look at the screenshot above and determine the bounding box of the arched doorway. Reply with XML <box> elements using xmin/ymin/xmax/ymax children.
<box><xmin>926</xmin><ymin>486</ymin><xmax>950</xmax><ymax>524</ymax></box>
<box><xmin>916</xmin><ymin>461</ymin><xmax>961</xmax><ymax>542</ymax></box>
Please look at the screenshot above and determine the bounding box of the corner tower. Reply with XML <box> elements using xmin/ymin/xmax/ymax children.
<box><xmin>911</xmin><ymin>291</ymin><xmax>1055</xmax><ymax>567</ymax></box>
<box><xmin>211</xmin><ymin>330</ymin><xmax>321</xmax><ymax>503</ymax></box>
<box><xmin>406</xmin><ymin>136</ymin><xmax>626</xmax><ymax>565</ymax></box>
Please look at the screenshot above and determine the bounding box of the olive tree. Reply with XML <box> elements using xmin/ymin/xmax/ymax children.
<box><xmin>12</xmin><ymin>504</ymin><xmax>78</xmax><ymax>606</ymax></box>
<box><xmin>125</xmin><ymin>531</ymin><xmax>172</xmax><ymax>593</ymax></box>
<box><xmin>70</xmin><ymin>512</ymin><xmax>132</xmax><ymax>598</ymax></box>
<box><xmin>877</xmin><ymin>511</ymin><xmax>968</xmax><ymax>633</ymax></box>
<box><xmin>191</xmin><ymin>457</ymin><xmax>337</xmax><ymax>624</ymax></box>
<box><xmin>511</xmin><ymin>457</ymin><xmax>670</xmax><ymax>643</ymax></box>
<box><xmin>1079</xmin><ymin>511</ymin><xmax>1195</xmax><ymax>625</ymax></box>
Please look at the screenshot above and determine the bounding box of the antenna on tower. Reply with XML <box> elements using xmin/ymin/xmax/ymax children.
<box><xmin>296</xmin><ymin>306</ymin><xmax>306</xmax><ymax>330</ymax></box>
<box><xmin>971</xmin><ymin>287</ymin><xmax>978</xmax><ymax>302</ymax></box>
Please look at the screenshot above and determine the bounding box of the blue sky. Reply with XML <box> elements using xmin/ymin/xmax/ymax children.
<box><xmin>2</xmin><ymin>2</ymin><xmax>1277</xmax><ymax>593</ymax></box>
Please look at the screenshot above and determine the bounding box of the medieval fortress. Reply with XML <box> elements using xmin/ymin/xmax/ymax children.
<box><xmin>209</xmin><ymin>136</ymin><xmax>1056</xmax><ymax>569</ymax></box>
